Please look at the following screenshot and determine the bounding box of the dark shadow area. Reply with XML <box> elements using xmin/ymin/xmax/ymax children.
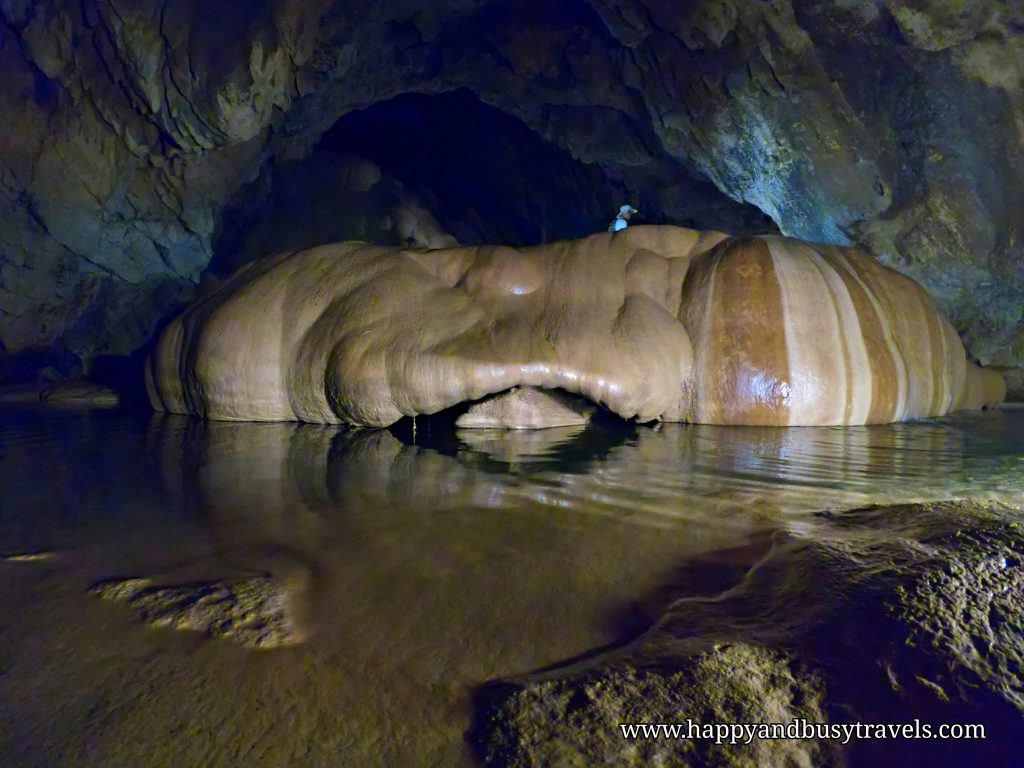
<box><xmin>87</xmin><ymin>301</ymin><xmax>193</xmax><ymax>411</ymax></box>
<box><xmin>0</xmin><ymin>298</ymin><xmax>190</xmax><ymax>412</ymax></box>
<box><xmin>212</xmin><ymin>84</ymin><xmax>774</xmax><ymax>274</ymax></box>
<box><xmin>317</xmin><ymin>88</ymin><xmax>619</xmax><ymax>247</ymax></box>
<box><xmin>0</xmin><ymin>345</ymin><xmax>82</xmax><ymax>385</ymax></box>
<box><xmin>387</xmin><ymin>395</ymin><xmax>641</xmax><ymax>474</ymax></box>
<box><xmin>87</xmin><ymin>351</ymin><xmax>153</xmax><ymax>411</ymax></box>
<box><xmin>602</xmin><ymin>532</ymin><xmax>778</xmax><ymax>643</ymax></box>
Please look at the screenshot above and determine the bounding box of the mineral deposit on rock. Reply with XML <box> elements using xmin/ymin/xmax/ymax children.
<box><xmin>147</xmin><ymin>227</ymin><xmax>1004</xmax><ymax>427</ymax></box>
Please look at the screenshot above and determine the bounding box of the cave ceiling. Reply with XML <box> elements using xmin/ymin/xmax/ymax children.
<box><xmin>0</xmin><ymin>0</ymin><xmax>1022</xmax><ymax>388</ymax></box>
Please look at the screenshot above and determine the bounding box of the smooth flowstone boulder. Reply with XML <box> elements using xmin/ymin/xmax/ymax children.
<box><xmin>455</xmin><ymin>386</ymin><xmax>595</xmax><ymax>429</ymax></box>
<box><xmin>147</xmin><ymin>226</ymin><xmax>1004</xmax><ymax>427</ymax></box>
<box><xmin>91</xmin><ymin>575</ymin><xmax>303</xmax><ymax>649</ymax></box>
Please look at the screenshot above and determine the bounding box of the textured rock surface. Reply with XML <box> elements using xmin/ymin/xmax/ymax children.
<box><xmin>482</xmin><ymin>645</ymin><xmax>834</xmax><ymax>768</ymax></box>
<box><xmin>91</xmin><ymin>575</ymin><xmax>302</xmax><ymax>649</ymax></box>
<box><xmin>478</xmin><ymin>500</ymin><xmax>1024</xmax><ymax>767</ymax></box>
<box><xmin>147</xmin><ymin>227</ymin><xmax>1003</xmax><ymax>427</ymax></box>
<box><xmin>1</xmin><ymin>0</ymin><xmax>1022</xmax><ymax>390</ymax></box>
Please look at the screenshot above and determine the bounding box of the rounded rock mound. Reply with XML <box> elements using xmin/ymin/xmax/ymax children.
<box><xmin>146</xmin><ymin>226</ymin><xmax>1004</xmax><ymax>427</ymax></box>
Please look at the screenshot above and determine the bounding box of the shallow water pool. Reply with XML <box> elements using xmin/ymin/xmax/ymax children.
<box><xmin>1</xmin><ymin>407</ymin><xmax>1022</xmax><ymax>766</ymax></box>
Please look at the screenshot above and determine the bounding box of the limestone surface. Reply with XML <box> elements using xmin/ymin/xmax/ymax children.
<box><xmin>91</xmin><ymin>575</ymin><xmax>302</xmax><ymax>649</ymax></box>
<box><xmin>478</xmin><ymin>500</ymin><xmax>1024</xmax><ymax>768</ymax></box>
<box><xmin>2</xmin><ymin>0</ymin><xmax>1023</xmax><ymax>392</ymax></box>
<box><xmin>147</xmin><ymin>227</ymin><xmax>1004</xmax><ymax>427</ymax></box>
<box><xmin>482</xmin><ymin>646</ymin><xmax>835</xmax><ymax>768</ymax></box>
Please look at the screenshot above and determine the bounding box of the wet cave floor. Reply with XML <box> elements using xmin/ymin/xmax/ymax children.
<box><xmin>1</xmin><ymin>406</ymin><xmax>1023</xmax><ymax>766</ymax></box>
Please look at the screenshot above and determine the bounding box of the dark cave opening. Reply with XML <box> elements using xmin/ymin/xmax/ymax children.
<box><xmin>315</xmin><ymin>88</ymin><xmax>621</xmax><ymax>247</ymax></box>
<box><xmin>386</xmin><ymin>396</ymin><xmax>638</xmax><ymax>474</ymax></box>
<box><xmin>212</xmin><ymin>89</ymin><xmax>626</xmax><ymax>273</ymax></box>
<box><xmin>212</xmin><ymin>87</ymin><xmax>774</xmax><ymax>276</ymax></box>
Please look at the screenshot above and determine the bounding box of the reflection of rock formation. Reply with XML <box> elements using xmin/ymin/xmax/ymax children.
<box><xmin>139</xmin><ymin>411</ymin><xmax>1022</xmax><ymax>762</ymax></box>
<box><xmin>148</xmin><ymin>409</ymin><xmax>1012</xmax><ymax>538</ymax></box>
<box><xmin>455</xmin><ymin>387</ymin><xmax>594</xmax><ymax>429</ymax></box>
<box><xmin>148</xmin><ymin>227</ymin><xmax>1004</xmax><ymax>427</ymax></box>
<box><xmin>145</xmin><ymin>413</ymin><xmax>785</xmax><ymax>765</ymax></box>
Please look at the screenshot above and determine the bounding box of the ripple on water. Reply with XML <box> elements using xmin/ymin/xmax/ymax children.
<box><xmin>1</xmin><ymin>405</ymin><xmax>1023</xmax><ymax>767</ymax></box>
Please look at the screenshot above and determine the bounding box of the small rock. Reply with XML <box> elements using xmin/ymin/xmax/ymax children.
<box><xmin>456</xmin><ymin>387</ymin><xmax>595</xmax><ymax>429</ymax></box>
<box><xmin>39</xmin><ymin>382</ymin><xmax>119</xmax><ymax>409</ymax></box>
<box><xmin>90</xmin><ymin>575</ymin><xmax>303</xmax><ymax>649</ymax></box>
<box><xmin>2</xmin><ymin>551</ymin><xmax>57</xmax><ymax>563</ymax></box>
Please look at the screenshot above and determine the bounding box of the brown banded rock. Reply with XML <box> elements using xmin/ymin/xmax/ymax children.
<box><xmin>147</xmin><ymin>226</ymin><xmax>1003</xmax><ymax>427</ymax></box>
<box><xmin>682</xmin><ymin>236</ymin><xmax>982</xmax><ymax>425</ymax></box>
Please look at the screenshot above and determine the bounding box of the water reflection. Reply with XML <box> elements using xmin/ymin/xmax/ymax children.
<box><xmin>2</xmin><ymin>407</ymin><xmax>1022</xmax><ymax>767</ymax></box>
<box><xmin>145</xmin><ymin>410</ymin><xmax>1024</xmax><ymax>542</ymax></box>
<box><xmin>139</xmin><ymin>414</ymin><xmax>782</xmax><ymax>766</ymax></box>
<box><xmin>139</xmin><ymin>410</ymin><xmax>1024</xmax><ymax>676</ymax></box>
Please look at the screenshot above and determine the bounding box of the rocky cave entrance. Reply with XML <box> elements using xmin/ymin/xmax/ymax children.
<box><xmin>212</xmin><ymin>88</ymin><xmax>774</xmax><ymax>275</ymax></box>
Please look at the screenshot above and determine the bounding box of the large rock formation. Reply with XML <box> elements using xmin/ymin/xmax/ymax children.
<box><xmin>482</xmin><ymin>645</ymin><xmax>836</xmax><ymax>768</ymax></box>
<box><xmin>1</xmin><ymin>1</ymin><xmax>1022</xmax><ymax>392</ymax></box>
<box><xmin>146</xmin><ymin>226</ymin><xmax>1004</xmax><ymax>427</ymax></box>
<box><xmin>477</xmin><ymin>500</ymin><xmax>1024</xmax><ymax>767</ymax></box>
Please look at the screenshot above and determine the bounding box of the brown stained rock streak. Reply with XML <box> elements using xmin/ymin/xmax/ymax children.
<box><xmin>690</xmin><ymin>238</ymin><xmax>792</xmax><ymax>426</ymax></box>
<box><xmin>819</xmin><ymin>246</ymin><xmax>901</xmax><ymax>424</ymax></box>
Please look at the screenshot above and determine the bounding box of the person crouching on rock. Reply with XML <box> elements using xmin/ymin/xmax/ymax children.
<box><xmin>608</xmin><ymin>204</ymin><xmax>638</xmax><ymax>232</ymax></box>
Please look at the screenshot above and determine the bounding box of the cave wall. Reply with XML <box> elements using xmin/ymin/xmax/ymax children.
<box><xmin>1</xmin><ymin>0</ymin><xmax>1022</xmax><ymax>386</ymax></box>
